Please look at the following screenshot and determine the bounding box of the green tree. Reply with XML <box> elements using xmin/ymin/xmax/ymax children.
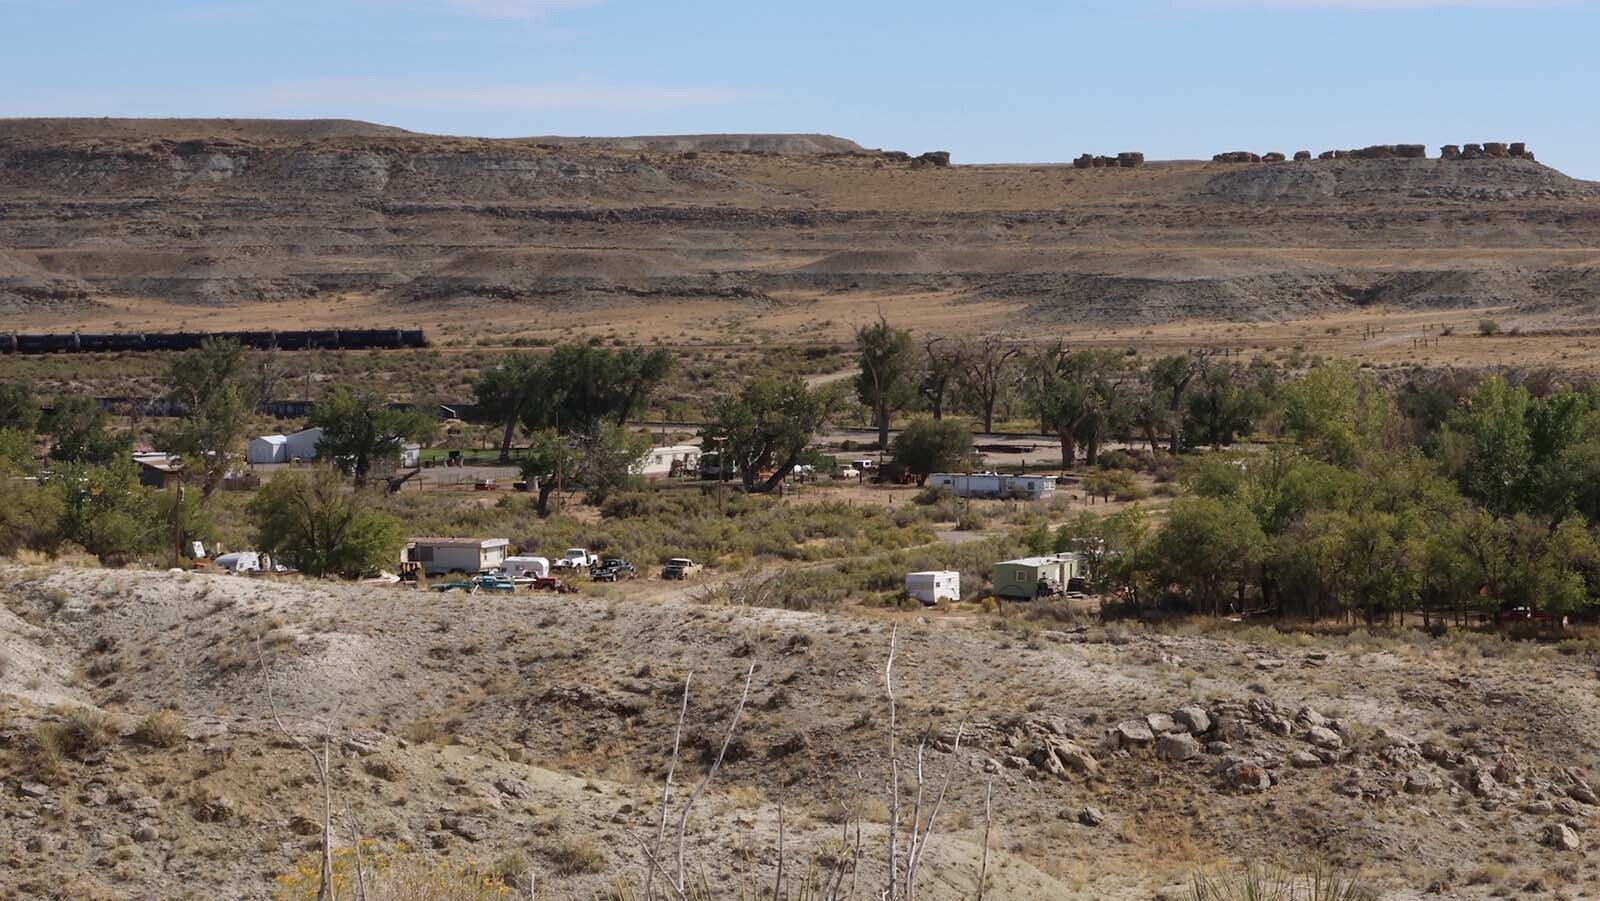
<box><xmin>160</xmin><ymin>342</ymin><xmax>258</xmax><ymax>497</ymax></box>
<box><xmin>1438</xmin><ymin>376</ymin><xmax>1532</xmax><ymax>516</ymax></box>
<box><xmin>956</xmin><ymin>335</ymin><xmax>1018</xmax><ymax>433</ymax></box>
<box><xmin>704</xmin><ymin>376</ymin><xmax>832</xmax><ymax>493</ymax></box>
<box><xmin>0</xmin><ymin>471</ymin><xmax>63</xmax><ymax>557</ymax></box>
<box><xmin>1148</xmin><ymin>496</ymin><xmax>1266</xmax><ymax>615</ymax></box>
<box><xmin>49</xmin><ymin>460</ymin><xmax>164</xmax><ymax>562</ymax></box>
<box><xmin>571</xmin><ymin>425</ymin><xmax>652</xmax><ymax>505</ymax></box>
<box><xmin>916</xmin><ymin>336</ymin><xmax>962</xmax><ymax>420</ymax></box>
<box><xmin>44</xmin><ymin>395</ymin><xmax>127</xmax><ymax>464</ymax></box>
<box><xmin>0</xmin><ymin>381</ymin><xmax>41</xmax><ymax>434</ymax></box>
<box><xmin>536</xmin><ymin>344</ymin><xmax>674</xmax><ymax>433</ymax></box>
<box><xmin>1149</xmin><ymin>353</ymin><xmax>1207</xmax><ymax>454</ymax></box>
<box><xmin>310</xmin><ymin>388</ymin><xmax>436</xmax><ymax>486</ymax></box>
<box><xmin>1038</xmin><ymin>350</ymin><xmax>1124</xmax><ymax>466</ymax></box>
<box><xmin>0</xmin><ymin>428</ymin><xmax>34</xmax><ymax>472</ymax></box>
<box><xmin>472</xmin><ymin>352</ymin><xmax>545</xmax><ymax>462</ymax></box>
<box><xmin>1183</xmin><ymin>365</ymin><xmax>1266</xmax><ymax>450</ymax></box>
<box><xmin>249</xmin><ymin>468</ymin><xmax>404</xmax><ymax>578</ymax></box>
<box><xmin>854</xmin><ymin>315</ymin><xmax>917</xmax><ymax>449</ymax></box>
<box><xmin>890</xmin><ymin>417</ymin><xmax>973</xmax><ymax>486</ymax></box>
<box><xmin>1279</xmin><ymin>362</ymin><xmax>1389</xmax><ymax>465</ymax></box>
<box><xmin>518</xmin><ymin>429</ymin><xmax>580</xmax><ymax>517</ymax></box>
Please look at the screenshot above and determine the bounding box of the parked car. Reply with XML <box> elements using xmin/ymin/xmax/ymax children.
<box><xmin>433</xmin><ymin>574</ymin><xmax>516</xmax><ymax>594</ymax></box>
<box><xmin>661</xmin><ymin>558</ymin><xmax>703</xmax><ymax>580</ymax></box>
<box><xmin>553</xmin><ymin>548</ymin><xmax>599</xmax><ymax>570</ymax></box>
<box><xmin>529</xmin><ymin>576</ymin><xmax>575</xmax><ymax>593</ymax></box>
<box><xmin>592</xmin><ymin>559</ymin><xmax>637</xmax><ymax>582</ymax></box>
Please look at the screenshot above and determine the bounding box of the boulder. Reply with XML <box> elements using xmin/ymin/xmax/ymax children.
<box><xmin>1525</xmin><ymin>151</ymin><xmax>1536</xmax><ymax>162</ymax></box>
<box><xmin>1212</xmin><ymin>151</ymin><xmax>1256</xmax><ymax>164</ymax></box>
<box><xmin>914</xmin><ymin>151</ymin><xmax>951</xmax><ymax>168</ymax></box>
<box><xmin>1261</xmin><ymin>152</ymin><xmax>1287</xmax><ymax>163</ymax></box>
<box><xmin>1543</xmin><ymin>823</ymin><xmax>1581</xmax><ymax>851</ymax></box>
<box><xmin>1461</xmin><ymin>143</ymin><xmax>1484</xmax><ymax>160</ymax></box>
<box><xmin>1115</xmin><ymin>719</ymin><xmax>1155</xmax><ymax>747</ymax></box>
<box><xmin>1146</xmin><ymin>713</ymin><xmax>1177</xmax><ymax>734</ymax></box>
<box><xmin>17</xmin><ymin>782</ymin><xmax>49</xmax><ymax>800</ymax></box>
<box><xmin>25</xmin><ymin>834</ymin><xmax>59</xmax><ymax>853</ymax></box>
<box><xmin>1509</xmin><ymin>142</ymin><xmax>1527</xmax><ymax>157</ymax></box>
<box><xmin>132</xmin><ymin>823</ymin><xmax>159</xmax><ymax>843</ymax></box>
<box><xmin>1482</xmin><ymin>142</ymin><xmax>1508</xmax><ymax>158</ymax></box>
<box><xmin>1049</xmin><ymin>738</ymin><xmax>1101</xmax><ymax>777</ymax></box>
<box><xmin>1078</xmin><ymin>805</ymin><xmax>1106</xmax><ymax>827</ymax></box>
<box><xmin>1295</xmin><ymin>705</ymin><xmax>1329</xmax><ymax>728</ymax></box>
<box><xmin>1174</xmin><ymin>707</ymin><xmax>1212</xmax><ymax>735</ymax></box>
<box><xmin>1332</xmin><ymin>150</ymin><xmax>1349</xmax><ymax>159</ymax></box>
<box><xmin>1567</xmin><ymin>777</ymin><xmax>1598</xmax><ymax>806</ymax></box>
<box><xmin>1095</xmin><ymin>155</ymin><xmax>1118</xmax><ymax>168</ymax></box>
<box><xmin>442</xmin><ymin>815</ymin><xmax>487</xmax><ymax>842</ymax></box>
<box><xmin>1305</xmin><ymin>725</ymin><xmax>1343</xmax><ymax>751</ymax></box>
<box><xmin>1396</xmin><ymin>144</ymin><xmax>1427</xmax><ymax>159</ymax></box>
<box><xmin>1404</xmin><ymin>770</ymin><xmax>1442</xmax><ymax>794</ymax></box>
<box><xmin>1289</xmin><ymin>750</ymin><xmax>1322</xmax><ymax>768</ymax></box>
<box><xmin>1464</xmin><ymin>767</ymin><xmax>1499</xmax><ymax>798</ymax></box>
<box><xmin>1318</xmin><ymin>151</ymin><xmax>1337</xmax><ymax>160</ymax></box>
<box><xmin>1073</xmin><ymin>154</ymin><xmax>1094</xmax><ymax>170</ymax></box>
<box><xmin>1223</xmin><ymin>759</ymin><xmax>1272</xmax><ymax>793</ymax></box>
<box><xmin>1157</xmin><ymin>732</ymin><xmax>1202</xmax><ymax>762</ymax></box>
<box><xmin>1293</xmin><ymin>150</ymin><xmax>1311</xmax><ymax>161</ymax></box>
<box><xmin>1116</xmin><ymin>151</ymin><xmax>1145</xmax><ymax>168</ymax></box>
<box><xmin>1440</xmin><ymin>144</ymin><xmax>1461</xmax><ymax>160</ymax></box>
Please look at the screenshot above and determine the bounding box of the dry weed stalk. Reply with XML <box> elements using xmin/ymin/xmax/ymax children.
<box><xmin>258</xmin><ymin>638</ymin><xmax>342</xmax><ymax>901</ymax></box>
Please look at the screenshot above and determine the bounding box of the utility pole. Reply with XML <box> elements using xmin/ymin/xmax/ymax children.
<box><xmin>172</xmin><ymin>483</ymin><xmax>186</xmax><ymax>569</ymax></box>
<box><xmin>715</xmin><ymin>435</ymin><xmax>726</xmax><ymax>515</ymax></box>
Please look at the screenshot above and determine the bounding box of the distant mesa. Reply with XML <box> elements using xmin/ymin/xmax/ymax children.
<box><xmin>1215</xmin><ymin>142</ymin><xmax>1534</xmax><ymax>164</ymax></box>
<box><xmin>1072</xmin><ymin>151</ymin><xmax>1145</xmax><ymax>169</ymax></box>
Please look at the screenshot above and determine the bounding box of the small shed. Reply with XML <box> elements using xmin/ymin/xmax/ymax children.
<box><xmin>640</xmin><ymin>444</ymin><xmax>702</xmax><ymax>479</ymax></box>
<box><xmin>400</xmin><ymin>443</ymin><xmax>422</xmax><ymax>468</ymax></box>
<box><xmin>402</xmin><ymin>537</ymin><xmax>510</xmax><ymax>577</ymax></box>
<box><xmin>906</xmin><ymin>571</ymin><xmax>960</xmax><ymax>606</ymax></box>
<box><xmin>132</xmin><ymin>452</ymin><xmax>182</xmax><ymax>490</ymax></box>
<box><xmin>992</xmin><ymin>553</ymin><xmax>1086</xmax><ymax>600</ymax></box>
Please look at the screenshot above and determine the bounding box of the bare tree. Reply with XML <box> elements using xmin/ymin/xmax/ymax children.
<box><xmin>257</xmin><ymin>640</ymin><xmax>337</xmax><ymax>901</ymax></box>
<box><xmin>917</xmin><ymin>336</ymin><xmax>963</xmax><ymax>421</ymax></box>
<box><xmin>958</xmin><ymin>335</ymin><xmax>1019</xmax><ymax>434</ymax></box>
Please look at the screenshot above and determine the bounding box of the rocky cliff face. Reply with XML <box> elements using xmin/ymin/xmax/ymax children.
<box><xmin>2</xmin><ymin>119</ymin><xmax>1599</xmax><ymax>325</ymax></box>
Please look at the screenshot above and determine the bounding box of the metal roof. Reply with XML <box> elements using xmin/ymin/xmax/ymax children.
<box><xmin>406</xmin><ymin>537</ymin><xmax>510</xmax><ymax>548</ymax></box>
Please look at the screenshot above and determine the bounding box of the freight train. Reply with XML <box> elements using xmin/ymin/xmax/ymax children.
<box><xmin>0</xmin><ymin>329</ymin><xmax>428</xmax><ymax>354</ymax></box>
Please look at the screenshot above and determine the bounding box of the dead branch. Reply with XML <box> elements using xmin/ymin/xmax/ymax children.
<box><xmin>884</xmin><ymin>625</ymin><xmax>899</xmax><ymax>901</ymax></box>
<box><xmin>257</xmin><ymin>639</ymin><xmax>334</xmax><ymax>901</ymax></box>
<box><xmin>976</xmin><ymin>775</ymin><xmax>993</xmax><ymax>901</ymax></box>
<box><xmin>646</xmin><ymin>671</ymin><xmax>693</xmax><ymax>900</ymax></box>
<box><xmin>674</xmin><ymin>662</ymin><xmax>756</xmax><ymax>891</ymax></box>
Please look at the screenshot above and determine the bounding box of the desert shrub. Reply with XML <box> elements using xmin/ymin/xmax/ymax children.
<box><xmin>1189</xmin><ymin>864</ymin><xmax>1376</xmax><ymax>901</ymax></box>
<box><xmin>547</xmin><ymin>836</ymin><xmax>607</xmax><ymax>876</ymax></box>
<box><xmin>913</xmin><ymin>485</ymin><xmax>954</xmax><ymax>506</ymax></box>
<box><xmin>1477</xmin><ymin>319</ymin><xmax>1501</xmax><ymax>336</ymax></box>
<box><xmin>38</xmin><ymin>706</ymin><xmax>117</xmax><ymax>763</ymax></box>
<box><xmin>955</xmin><ymin>508</ymin><xmax>986</xmax><ymax>531</ymax></box>
<box><xmin>134</xmin><ymin>709</ymin><xmax>185</xmax><ymax>748</ymax></box>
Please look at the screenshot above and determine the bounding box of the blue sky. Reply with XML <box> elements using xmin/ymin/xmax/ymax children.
<box><xmin>5</xmin><ymin>0</ymin><xmax>1598</xmax><ymax>177</ymax></box>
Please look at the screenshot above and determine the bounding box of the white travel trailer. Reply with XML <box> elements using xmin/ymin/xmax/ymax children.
<box><xmin>927</xmin><ymin>472</ymin><xmax>1056</xmax><ymax>501</ymax></box>
<box><xmin>905</xmin><ymin>570</ymin><xmax>961</xmax><ymax>606</ymax></box>
<box><xmin>639</xmin><ymin>444</ymin><xmax>702</xmax><ymax>479</ymax></box>
<box><xmin>502</xmin><ymin>556</ymin><xmax>550</xmax><ymax>581</ymax></box>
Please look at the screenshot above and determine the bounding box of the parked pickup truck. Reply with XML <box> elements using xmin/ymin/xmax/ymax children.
<box><xmin>433</xmin><ymin>574</ymin><xmax>516</xmax><ymax>594</ymax></box>
<box><xmin>552</xmin><ymin>548</ymin><xmax>599</xmax><ymax>570</ymax></box>
<box><xmin>661</xmin><ymin>558</ymin><xmax>703</xmax><ymax>580</ymax></box>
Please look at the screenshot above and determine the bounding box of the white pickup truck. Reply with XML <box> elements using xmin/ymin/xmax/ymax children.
<box><xmin>552</xmin><ymin>548</ymin><xmax>599</xmax><ymax>570</ymax></box>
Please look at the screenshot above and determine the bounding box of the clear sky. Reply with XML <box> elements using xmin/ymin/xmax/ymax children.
<box><xmin>5</xmin><ymin>0</ymin><xmax>1598</xmax><ymax>177</ymax></box>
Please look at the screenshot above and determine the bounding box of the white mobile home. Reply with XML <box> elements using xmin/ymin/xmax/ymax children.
<box><xmin>928</xmin><ymin>472</ymin><xmax>1056</xmax><ymax>501</ymax></box>
<box><xmin>905</xmin><ymin>570</ymin><xmax>960</xmax><ymax>606</ymax></box>
<box><xmin>639</xmin><ymin>444</ymin><xmax>702</xmax><ymax>479</ymax></box>
<box><xmin>402</xmin><ymin>537</ymin><xmax>510</xmax><ymax>576</ymax></box>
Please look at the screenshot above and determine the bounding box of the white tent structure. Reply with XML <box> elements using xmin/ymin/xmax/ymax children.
<box><xmin>248</xmin><ymin>427</ymin><xmax>324</xmax><ymax>465</ymax></box>
<box><xmin>247</xmin><ymin>434</ymin><xmax>288</xmax><ymax>464</ymax></box>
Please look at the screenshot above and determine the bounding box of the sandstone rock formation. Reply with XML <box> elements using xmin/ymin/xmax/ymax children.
<box><xmin>1294</xmin><ymin>150</ymin><xmax>1311</xmax><ymax>161</ymax></box>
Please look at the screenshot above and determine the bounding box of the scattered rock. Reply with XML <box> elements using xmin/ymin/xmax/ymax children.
<box><xmin>1542</xmin><ymin>823</ymin><xmax>1581</xmax><ymax>851</ymax></box>
<box><xmin>1157</xmin><ymin>732</ymin><xmax>1201</xmax><ymax>762</ymax></box>
<box><xmin>195</xmin><ymin>797</ymin><xmax>236</xmax><ymax>822</ymax></box>
<box><xmin>495</xmin><ymin>778</ymin><xmax>535</xmax><ymax>801</ymax></box>
<box><xmin>1115</xmin><ymin>719</ymin><xmax>1155</xmax><ymax>747</ymax></box>
<box><xmin>1173</xmin><ymin>707</ymin><xmax>1211</xmax><ymax>735</ymax></box>
<box><xmin>132</xmin><ymin>824</ymin><xmax>159</xmax><ymax>843</ymax></box>
<box><xmin>442</xmin><ymin>815</ymin><xmax>486</xmax><ymax>842</ymax></box>
<box><xmin>1205</xmin><ymin>741</ymin><xmax>1233</xmax><ymax>755</ymax></box>
<box><xmin>1146</xmin><ymin>713</ymin><xmax>1177</xmax><ymax>734</ymax></box>
<box><xmin>1289</xmin><ymin>751</ymin><xmax>1322</xmax><ymax>769</ymax></box>
<box><xmin>289</xmin><ymin>815</ymin><xmax>321</xmax><ymax>836</ymax></box>
<box><xmin>1404</xmin><ymin>770</ymin><xmax>1442</xmax><ymax>794</ymax></box>
<box><xmin>1078</xmin><ymin>805</ymin><xmax>1106</xmax><ymax>827</ymax></box>
<box><xmin>1305</xmin><ymin>726</ymin><xmax>1343</xmax><ymax>750</ymax></box>
<box><xmin>1223</xmin><ymin>759</ymin><xmax>1272</xmax><ymax>793</ymax></box>
<box><xmin>25</xmin><ymin>834</ymin><xmax>59</xmax><ymax>853</ymax></box>
<box><xmin>17</xmin><ymin>782</ymin><xmax>49</xmax><ymax>800</ymax></box>
<box><xmin>1048</xmin><ymin>738</ymin><xmax>1101</xmax><ymax>777</ymax></box>
<box><xmin>1293</xmin><ymin>150</ymin><xmax>1312</xmax><ymax>162</ymax></box>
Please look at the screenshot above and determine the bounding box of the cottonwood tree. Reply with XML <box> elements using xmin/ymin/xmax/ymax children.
<box><xmin>310</xmin><ymin>388</ymin><xmax>436</xmax><ymax>486</ymax></box>
<box><xmin>538</xmin><ymin>343</ymin><xmax>674</xmax><ymax>432</ymax></box>
<box><xmin>1183</xmin><ymin>364</ymin><xmax>1268</xmax><ymax>451</ymax></box>
<box><xmin>1018</xmin><ymin>338</ymin><xmax>1068</xmax><ymax>437</ymax></box>
<box><xmin>0</xmin><ymin>380</ymin><xmax>40</xmax><ymax>434</ymax></box>
<box><xmin>1036</xmin><ymin>350</ymin><xmax>1125</xmax><ymax>466</ymax></box>
<box><xmin>1148</xmin><ymin>352</ymin><xmax>1209</xmax><ymax>453</ymax></box>
<box><xmin>472</xmin><ymin>352</ymin><xmax>544</xmax><ymax>461</ymax></box>
<box><xmin>249</xmin><ymin>467</ymin><xmax>404</xmax><ymax>577</ymax></box>
<box><xmin>702</xmin><ymin>375</ymin><xmax>832</xmax><ymax>493</ymax></box>
<box><xmin>957</xmin><ymin>335</ymin><xmax>1018</xmax><ymax>434</ymax></box>
<box><xmin>159</xmin><ymin>339</ymin><xmax>260</xmax><ymax>496</ymax></box>
<box><xmin>855</xmin><ymin>315</ymin><xmax>917</xmax><ymax>449</ymax></box>
<box><xmin>518</xmin><ymin>429</ymin><xmax>580</xmax><ymax>517</ymax></box>
<box><xmin>891</xmin><ymin>416</ymin><xmax>973</xmax><ymax>486</ymax></box>
<box><xmin>44</xmin><ymin>395</ymin><xmax>127</xmax><ymax>464</ymax></box>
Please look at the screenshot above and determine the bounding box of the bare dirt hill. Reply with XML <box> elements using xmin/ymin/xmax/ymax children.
<box><xmin>2</xmin><ymin>118</ymin><xmax>1599</xmax><ymax>336</ymax></box>
<box><xmin>3</xmin><ymin>565</ymin><xmax>1599</xmax><ymax>899</ymax></box>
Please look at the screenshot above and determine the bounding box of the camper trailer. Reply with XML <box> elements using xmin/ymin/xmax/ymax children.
<box><xmin>905</xmin><ymin>571</ymin><xmax>960</xmax><ymax>606</ymax></box>
<box><xmin>927</xmin><ymin>472</ymin><xmax>1056</xmax><ymax>500</ymax></box>
<box><xmin>403</xmin><ymin>537</ymin><xmax>510</xmax><ymax>577</ymax></box>
<box><xmin>502</xmin><ymin>556</ymin><xmax>550</xmax><ymax>582</ymax></box>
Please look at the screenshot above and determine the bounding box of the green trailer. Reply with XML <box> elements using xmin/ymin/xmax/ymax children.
<box><xmin>992</xmin><ymin>553</ymin><xmax>1086</xmax><ymax>600</ymax></box>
